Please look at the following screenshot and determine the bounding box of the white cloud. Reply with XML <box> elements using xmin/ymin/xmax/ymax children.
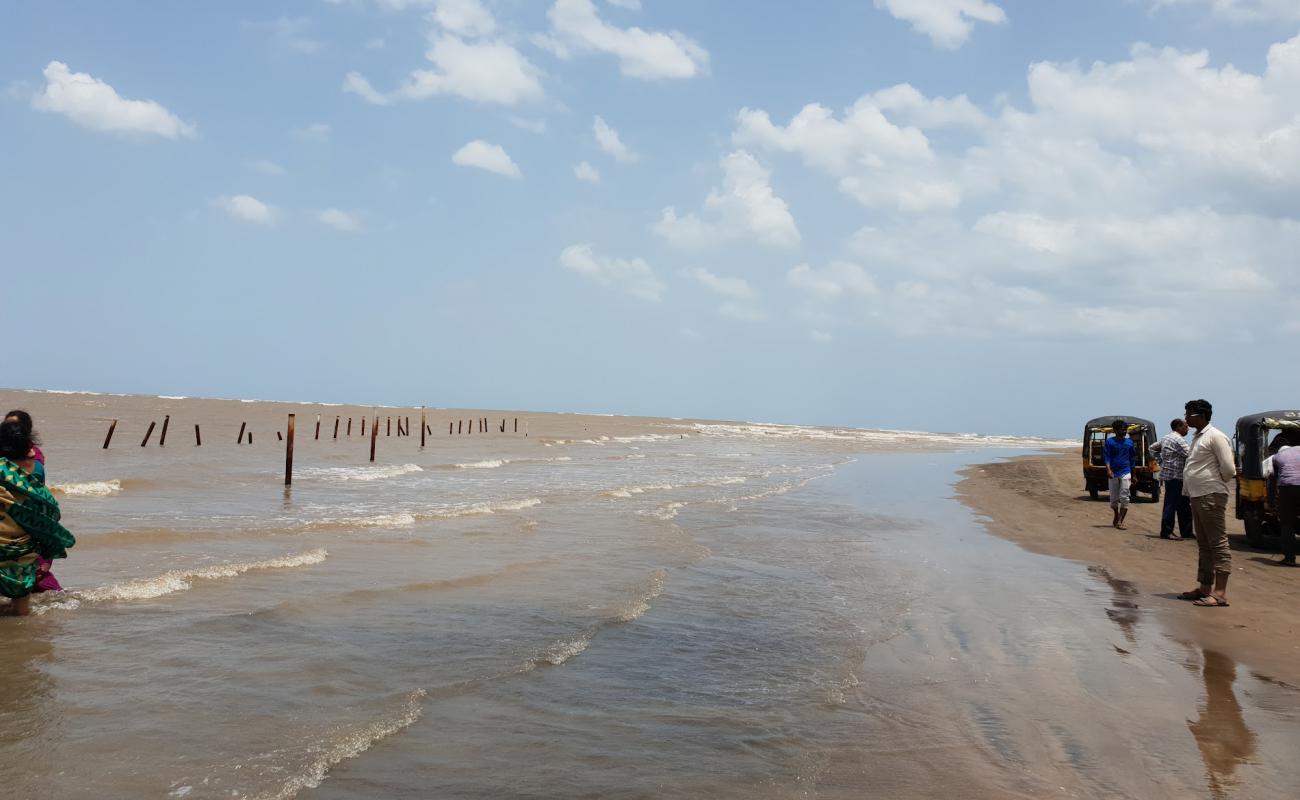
<box><xmin>344</xmin><ymin>35</ymin><xmax>543</xmax><ymax>106</ymax></box>
<box><xmin>31</xmin><ymin>61</ymin><xmax>195</xmax><ymax>139</ymax></box>
<box><xmin>686</xmin><ymin>267</ymin><xmax>765</xmax><ymax>321</ymax></box>
<box><xmin>744</xmin><ymin>32</ymin><xmax>1300</xmax><ymax>342</ymax></box>
<box><xmin>559</xmin><ymin>244</ymin><xmax>664</xmax><ymax>300</ymax></box>
<box><xmin>574</xmin><ymin>161</ymin><xmax>601</xmax><ymax>182</ymax></box>
<box><xmin>214</xmin><ymin>195</ymin><xmax>277</xmax><ymax>225</ymax></box>
<box><xmin>542</xmin><ymin>0</ymin><xmax>708</xmax><ymax>79</ymax></box>
<box><xmin>787</xmin><ymin>262</ymin><xmax>878</xmax><ymax>300</ymax></box>
<box><xmin>607</xmin><ymin>0</ymin><xmax>642</xmax><ymax>9</ymax></box>
<box><xmin>508</xmin><ymin>116</ymin><xmax>548</xmax><ymax>133</ymax></box>
<box><xmin>687</xmin><ymin>267</ymin><xmax>756</xmax><ymax>301</ymax></box>
<box><xmin>654</xmin><ymin>150</ymin><xmax>800</xmax><ymax>248</ymax></box>
<box><xmin>451</xmin><ymin>139</ymin><xmax>522</xmax><ymax>177</ymax></box>
<box><xmin>593</xmin><ymin>116</ymin><xmax>637</xmax><ymax>162</ymax></box>
<box><xmin>1149</xmin><ymin>0</ymin><xmax>1300</xmax><ymax>21</ymax></box>
<box><xmin>249</xmin><ymin>159</ymin><xmax>286</xmax><ymax>176</ymax></box>
<box><xmin>292</xmin><ymin>122</ymin><xmax>332</xmax><ymax>142</ymax></box>
<box><xmin>245</xmin><ymin>16</ymin><xmax>324</xmax><ymax>54</ymax></box>
<box><xmin>873</xmin><ymin>0</ymin><xmax>1007</xmax><ymax>49</ymax></box>
<box><xmin>319</xmin><ymin>208</ymin><xmax>364</xmax><ymax>232</ymax></box>
<box><xmin>433</xmin><ymin>0</ymin><xmax>496</xmax><ymax>37</ymax></box>
<box><xmin>734</xmin><ymin>93</ymin><xmax>963</xmax><ymax>212</ymax></box>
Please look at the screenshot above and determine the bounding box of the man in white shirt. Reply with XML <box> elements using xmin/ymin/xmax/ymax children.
<box><xmin>1178</xmin><ymin>399</ymin><xmax>1237</xmax><ymax>607</ymax></box>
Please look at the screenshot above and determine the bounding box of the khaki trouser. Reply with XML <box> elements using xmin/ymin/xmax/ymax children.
<box><xmin>1191</xmin><ymin>492</ymin><xmax>1231</xmax><ymax>586</ymax></box>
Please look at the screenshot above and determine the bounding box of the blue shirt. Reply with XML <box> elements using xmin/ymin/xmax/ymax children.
<box><xmin>1104</xmin><ymin>435</ymin><xmax>1136</xmax><ymax>477</ymax></box>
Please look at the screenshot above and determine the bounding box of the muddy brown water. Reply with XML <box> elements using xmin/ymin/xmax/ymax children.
<box><xmin>1</xmin><ymin>391</ymin><xmax>1296</xmax><ymax>798</ymax></box>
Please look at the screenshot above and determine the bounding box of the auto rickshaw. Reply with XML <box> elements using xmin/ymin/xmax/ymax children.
<box><xmin>1082</xmin><ymin>416</ymin><xmax>1160</xmax><ymax>502</ymax></box>
<box><xmin>1234</xmin><ymin>410</ymin><xmax>1300</xmax><ymax>548</ymax></box>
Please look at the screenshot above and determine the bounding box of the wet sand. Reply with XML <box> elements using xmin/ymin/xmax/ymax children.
<box><xmin>958</xmin><ymin>450</ymin><xmax>1300</xmax><ymax>686</ymax></box>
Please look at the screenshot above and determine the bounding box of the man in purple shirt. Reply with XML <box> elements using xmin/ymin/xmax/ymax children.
<box><xmin>1265</xmin><ymin>431</ymin><xmax>1300</xmax><ymax>567</ymax></box>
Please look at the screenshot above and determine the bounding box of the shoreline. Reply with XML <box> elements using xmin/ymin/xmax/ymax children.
<box><xmin>956</xmin><ymin>450</ymin><xmax>1300</xmax><ymax>685</ymax></box>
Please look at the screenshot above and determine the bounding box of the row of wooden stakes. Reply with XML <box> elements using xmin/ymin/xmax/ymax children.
<box><xmin>101</xmin><ymin>410</ymin><xmax>528</xmax><ymax>485</ymax></box>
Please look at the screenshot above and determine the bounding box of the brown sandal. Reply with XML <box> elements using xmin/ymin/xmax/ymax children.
<box><xmin>1192</xmin><ymin>595</ymin><xmax>1230</xmax><ymax>607</ymax></box>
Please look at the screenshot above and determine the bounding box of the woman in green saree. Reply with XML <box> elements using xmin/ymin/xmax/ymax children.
<box><xmin>0</xmin><ymin>419</ymin><xmax>75</xmax><ymax>616</ymax></box>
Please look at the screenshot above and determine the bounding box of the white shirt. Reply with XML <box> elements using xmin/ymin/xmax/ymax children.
<box><xmin>1182</xmin><ymin>423</ymin><xmax>1236</xmax><ymax>498</ymax></box>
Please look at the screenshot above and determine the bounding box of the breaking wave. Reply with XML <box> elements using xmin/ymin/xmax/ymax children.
<box><xmin>34</xmin><ymin>549</ymin><xmax>329</xmax><ymax>612</ymax></box>
<box><xmin>52</xmin><ymin>479</ymin><xmax>123</xmax><ymax>497</ymax></box>
<box><xmin>245</xmin><ymin>689</ymin><xmax>427</xmax><ymax>800</ymax></box>
<box><xmin>302</xmin><ymin>464</ymin><xmax>423</xmax><ymax>482</ymax></box>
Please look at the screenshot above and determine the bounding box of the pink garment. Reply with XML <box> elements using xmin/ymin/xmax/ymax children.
<box><xmin>34</xmin><ymin>558</ymin><xmax>62</xmax><ymax>592</ymax></box>
<box><xmin>28</xmin><ymin>445</ymin><xmax>61</xmax><ymax>592</ymax></box>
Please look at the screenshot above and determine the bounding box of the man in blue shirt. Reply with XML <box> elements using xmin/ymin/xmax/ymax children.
<box><xmin>1104</xmin><ymin>418</ymin><xmax>1137</xmax><ymax>530</ymax></box>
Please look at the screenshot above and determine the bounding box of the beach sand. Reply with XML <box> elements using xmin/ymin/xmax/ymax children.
<box><xmin>958</xmin><ymin>450</ymin><xmax>1300</xmax><ymax>685</ymax></box>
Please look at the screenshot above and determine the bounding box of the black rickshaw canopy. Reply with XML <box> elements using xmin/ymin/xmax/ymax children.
<box><xmin>1234</xmin><ymin>410</ymin><xmax>1300</xmax><ymax>479</ymax></box>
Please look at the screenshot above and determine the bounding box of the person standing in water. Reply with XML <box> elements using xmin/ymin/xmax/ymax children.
<box><xmin>4</xmin><ymin>410</ymin><xmax>59</xmax><ymax>591</ymax></box>
<box><xmin>0</xmin><ymin>419</ymin><xmax>75</xmax><ymax>616</ymax></box>
<box><xmin>1104</xmin><ymin>418</ymin><xmax>1136</xmax><ymax>530</ymax></box>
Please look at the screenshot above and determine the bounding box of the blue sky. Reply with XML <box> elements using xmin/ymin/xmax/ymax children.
<box><xmin>3</xmin><ymin>0</ymin><xmax>1298</xmax><ymax>437</ymax></box>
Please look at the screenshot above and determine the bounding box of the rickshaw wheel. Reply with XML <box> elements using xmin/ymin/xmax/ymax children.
<box><xmin>1244</xmin><ymin>511</ymin><xmax>1268</xmax><ymax>549</ymax></box>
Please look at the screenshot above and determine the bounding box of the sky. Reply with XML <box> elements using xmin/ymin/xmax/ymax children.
<box><xmin>2</xmin><ymin>0</ymin><xmax>1298</xmax><ymax>438</ymax></box>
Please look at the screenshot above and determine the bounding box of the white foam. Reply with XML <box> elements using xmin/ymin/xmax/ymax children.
<box><xmin>604</xmin><ymin>483</ymin><xmax>674</xmax><ymax>498</ymax></box>
<box><xmin>645</xmin><ymin>502</ymin><xmax>685</xmax><ymax>520</ymax></box>
<box><xmin>61</xmin><ymin>549</ymin><xmax>329</xmax><ymax>605</ymax></box>
<box><xmin>694</xmin><ymin>422</ymin><xmax>1073</xmax><ymax>448</ymax></box>
<box><xmin>305</xmin><ymin>464</ymin><xmax>423</xmax><ymax>481</ymax></box>
<box><xmin>52</xmin><ymin>479</ymin><xmax>123</xmax><ymax>497</ymax></box>
<box><xmin>253</xmin><ymin>688</ymin><xmax>427</xmax><ymax>800</ymax></box>
<box><xmin>540</xmin><ymin>634</ymin><xmax>591</xmax><ymax>666</ymax></box>
<box><xmin>455</xmin><ymin>459</ymin><xmax>509</xmax><ymax>469</ymax></box>
<box><xmin>157</xmin><ymin>395</ymin><xmax>189</xmax><ymax>400</ymax></box>
<box><xmin>616</xmin><ymin>570</ymin><xmax>666</xmax><ymax>623</ymax></box>
<box><xmin>436</xmin><ymin>497</ymin><xmax>542</xmax><ymax>518</ymax></box>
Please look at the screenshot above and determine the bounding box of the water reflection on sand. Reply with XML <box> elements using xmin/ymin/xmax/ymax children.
<box><xmin>1190</xmin><ymin>650</ymin><xmax>1257</xmax><ymax>800</ymax></box>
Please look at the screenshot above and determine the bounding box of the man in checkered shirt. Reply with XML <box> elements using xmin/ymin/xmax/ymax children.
<box><xmin>1150</xmin><ymin>418</ymin><xmax>1192</xmax><ymax>539</ymax></box>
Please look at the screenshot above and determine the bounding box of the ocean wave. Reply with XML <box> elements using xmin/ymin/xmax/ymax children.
<box><xmin>643</xmin><ymin>502</ymin><xmax>685</xmax><ymax>520</ymax></box>
<box><xmin>517</xmin><ymin>633</ymin><xmax>593</xmax><ymax>673</ymax></box>
<box><xmin>35</xmin><ymin>549</ymin><xmax>328</xmax><ymax>611</ymax></box>
<box><xmin>302</xmin><ymin>464</ymin><xmax>423</xmax><ymax>482</ymax></box>
<box><xmin>694</xmin><ymin>422</ymin><xmax>1074</xmax><ymax>448</ymax></box>
<box><xmin>455</xmin><ymin>459</ymin><xmax>509</xmax><ymax>469</ymax></box>
<box><xmin>246</xmin><ymin>688</ymin><xmax>427</xmax><ymax>800</ymax></box>
<box><xmin>604</xmin><ymin>484</ymin><xmax>674</xmax><ymax>498</ymax></box>
<box><xmin>52</xmin><ymin>479</ymin><xmax>123</xmax><ymax>497</ymax></box>
<box><xmin>438</xmin><ymin>497</ymin><xmax>541</xmax><ymax>517</ymax></box>
<box><xmin>615</xmin><ymin>569</ymin><xmax>666</xmax><ymax>623</ymax></box>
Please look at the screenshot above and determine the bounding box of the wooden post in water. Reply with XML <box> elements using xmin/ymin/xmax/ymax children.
<box><xmin>387</xmin><ymin>417</ymin><xmax>391</xmax><ymax>437</ymax></box>
<box><xmin>195</xmin><ymin>424</ymin><xmax>202</xmax><ymax>447</ymax></box>
<box><xmin>347</xmin><ymin>417</ymin><xmax>353</xmax><ymax>436</ymax></box>
<box><xmin>405</xmin><ymin>416</ymin><xmax>411</xmax><ymax>438</ymax></box>
<box><xmin>159</xmin><ymin>415</ymin><xmax>170</xmax><ymax>447</ymax></box>
<box><xmin>237</xmin><ymin>422</ymin><xmax>247</xmax><ymax>444</ymax></box>
<box><xmin>315</xmin><ymin>414</ymin><xmax>321</xmax><ymax>441</ymax></box>
<box><xmin>369</xmin><ymin>415</ymin><xmax>378</xmax><ymax>462</ymax></box>
<box><xmin>420</xmin><ymin>408</ymin><xmax>426</xmax><ymax>447</ymax></box>
<box><xmin>248</xmin><ymin>431</ymin><xmax>253</xmax><ymax>444</ymax></box>
<box><xmin>103</xmin><ymin>420</ymin><xmax>117</xmax><ymax>449</ymax></box>
<box><xmin>334</xmin><ymin>416</ymin><xmax>340</xmax><ymax>439</ymax></box>
<box><xmin>458</xmin><ymin>420</ymin><xmax>463</xmax><ymax>435</ymax></box>
<box><xmin>285</xmin><ymin>414</ymin><xmax>296</xmax><ymax>486</ymax></box>
<box><xmin>277</xmin><ymin>431</ymin><xmax>283</xmax><ymax>441</ymax></box>
<box><xmin>449</xmin><ymin>422</ymin><xmax>453</xmax><ymax>435</ymax></box>
<box><xmin>140</xmin><ymin>421</ymin><xmax>157</xmax><ymax>447</ymax></box>
<box><xmin>514</xmin><ymin>418</ymin><xmax>518</xmax><ymax>433</ymax></box>
<box><xmin>361</xmin><ymin>417</ymin><xmax>366</xmax><ymax>437</ymax></box>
